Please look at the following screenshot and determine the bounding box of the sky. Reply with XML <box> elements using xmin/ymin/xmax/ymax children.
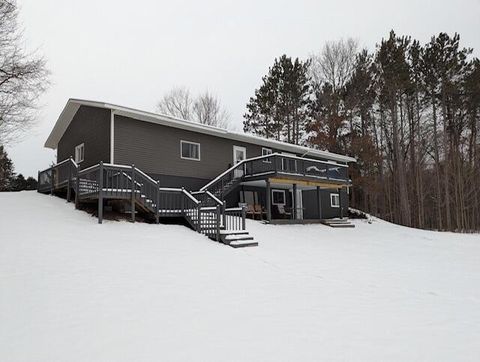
<box><xmin>7</xmin><ymin>0</ymin><xmax>480</xmax><ymax>177</ymax></box>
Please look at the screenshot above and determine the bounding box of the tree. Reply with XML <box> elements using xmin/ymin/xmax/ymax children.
<box><xmin>308</xmin><ymin>39</ymin><xmax>359</xmax><ymax>155</ymax></box>
<box><xmin>244</xmin><ymin>55</ymin><xmax>312</xmax><ymax>145</ymax></box>
<box><xmin>193</xmin><ymin>91</ymin><xmax>229</xmax><ymax>128</ymax></box>
<box><xmin>157</xmin><ymin>87</ymin><xmax>230</xmax><ymax>128</ymax></box>
<box><xmin>310</xmin><ymin>38</ymin><xmax>359</xmax><ymax>93</ymax></box>
<box><xmin>156</xmin><ymin>86</ymin><xmax>192</xmax><ymax>120</ymax></box>
<box><xmin>0</xmin><ymin>145</ymin><xmax>14</xmax><ymax>191</ymax></box>
<box><xmin>25</xmin><ymin>176</ymin><xmax>37</xmax><ymax>190</ymax></box>
<box><xmin>12</xmin><ymin>173</ymin><xmax>26</xmax><ymax>191</ymax></box>
<box><xmin>0</xmin><ymin>0</ymin><xmax>49</xmax><ymax>145</ymax></box>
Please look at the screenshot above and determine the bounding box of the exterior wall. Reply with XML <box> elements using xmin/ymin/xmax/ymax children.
<box><xmin>302</xmin><ymin>188</ymin><xmax>349</xmax><ymax>219</ymax></box>
<box><xmin>57</xmin><ymin>105</ymin><xmax>111</xmax><ymax>169</ymax></box>
<box><xmin>114</xmin><ymin>114</ymin><xmax>321</xmax><ymax>189</ymax></box>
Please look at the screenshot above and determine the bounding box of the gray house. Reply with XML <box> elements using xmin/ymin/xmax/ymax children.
<box><xmin>39</xmin><ymin>99</ymin><xmax>355</xmax><ymax>246</ymax></box>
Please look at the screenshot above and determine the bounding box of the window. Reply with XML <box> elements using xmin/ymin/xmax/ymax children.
<box><xmin>75</xmin><ymin>143</ymin><xmax>84</xmax><ymax>163</ymax></box>
<box><xmin>180</xmin><ymin>140</ymin><xmax>200</xmax><ymax>161</ymax></box>
<box><xmin>262</xmin><ymin>147</ymin><xmax>272</xmax><ymax>163</ymax></box>
<box><xmin>330</xmin><ymin>193</ymin><xmax>340</xmax><ymax>208</ymax></box>
<box><xmin>272</xmin><ymin>190</ymin><xmax>286</xmax><ymax>205</ymax></box>
<box><xmin>280</xmin><ymin>153</ymin><xmax>297</xmax><ymax>172</ymax></box>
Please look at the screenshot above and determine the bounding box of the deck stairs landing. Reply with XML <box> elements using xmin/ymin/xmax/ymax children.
<box><xmin>321</xmin><ymin>219</ymin><xmax>355</xmax><ymax>228</ymax></box>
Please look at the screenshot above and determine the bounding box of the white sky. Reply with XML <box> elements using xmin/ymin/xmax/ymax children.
<box><xmin>7</xmin><ymin>0</ymin><xmax>480</xmax><ymax>177</ymax></box>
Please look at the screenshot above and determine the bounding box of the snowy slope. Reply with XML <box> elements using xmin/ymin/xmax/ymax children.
<box><xmin>1</xmin><ymin>191</ymin><xmax>479</xmax><ymax>361</ymax></box>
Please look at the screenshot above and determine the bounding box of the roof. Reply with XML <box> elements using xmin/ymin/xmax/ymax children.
<box><xmin>44</xmin><ymin>98</ymin><xmax>357</xmax><ymax>163</ymax></box>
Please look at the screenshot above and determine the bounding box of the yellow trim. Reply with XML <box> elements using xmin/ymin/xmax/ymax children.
<box><xmin>269</xmin><ymin>177</ymin><xmax>347</xmax><ymax>189</ymax></box>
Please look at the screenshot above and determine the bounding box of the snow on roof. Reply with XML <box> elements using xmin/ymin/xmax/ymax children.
<box><xmin>44</xmin><ymin>98</ymin><xmax>357</xmax><ymax>163</ymax></box>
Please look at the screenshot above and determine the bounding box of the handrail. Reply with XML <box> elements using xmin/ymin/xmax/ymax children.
<box><xmin>53</xmin><ymin>157</ymin><xmax>75</xmax><ymax>167</ymax></box>
<box><xmin>200</xmin><ymin>153</ymin><xmax>272</xmax><ymax>191</ymax></box>
<box><xmin>206</xmin><ymin>191</ymin><xmax>223</xmax><ymax>205</ymax></box>
<box><xmin>182</xmin><ymin>188</ymin><xmax>200</xmax><ymax>205</ymax></box>
<box><xmin>78</xmin><ymin>163</ymin><xmax>100</xmax><ymax>174</ymax></box>
<box><xmin>134</xmin><ymin>167</ymin><xmax>159</xmax><ymax>185</ymax></box>
<box><xmin>225</xmin><ymin>207</ymin><xmax>243</xmax><ymax>212</ymax></box>
<box><xmin>191</xmin><ymin>190</ymin><xmax>223</xmax><ymax>206</ymax></box>
<box><xmin>200</xmin><ymin>152</ymin><xmax>348</xmax><ymax>191</ymax></box>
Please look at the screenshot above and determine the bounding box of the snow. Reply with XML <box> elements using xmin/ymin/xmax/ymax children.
<box><xmin>1</xmin><ymin>191</ymin><xmax>480</xmax><ymax>361</ymax></box>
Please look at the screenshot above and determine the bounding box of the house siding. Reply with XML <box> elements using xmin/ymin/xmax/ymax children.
<box><xmin>114</xmin><ymin>114</ymin><xmax>294</xmax><ymax>188</ymax></box>
<box><xmin>57</xmin><ymin>105</ymin><xmax>110</xmax><ymax>169</ymax></box>
<box><xmin>302</xmin><ymin>188</ymin><xmax>349</xmax><ymax>219</ymax></box>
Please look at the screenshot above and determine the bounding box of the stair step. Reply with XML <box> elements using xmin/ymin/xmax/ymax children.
<box><xmin>224</xmin><ymin>234</ymin><xmax>253</xmax><ymax>241</ymax></box>
<box><xmin>229</xmin><ymin>240</ymin><xmax>258</xmax><ymax>248</ymax></box>
<box><xmin>219</xmin><ymin>230</ymin><xmax>248</xmax><ymax>235</ymax></box>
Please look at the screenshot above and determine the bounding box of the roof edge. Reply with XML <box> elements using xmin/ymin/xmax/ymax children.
<box><xmin>44</xmin><ymin>98</ymin><xmax>357</xmax><ymax>163</ymax></box>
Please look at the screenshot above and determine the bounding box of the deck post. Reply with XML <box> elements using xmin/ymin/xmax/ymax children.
<box><xmin>67</xmin><ymin>157</ymin><xmax>72</xmax><ymax>202</ymax></box>
<box><xmin>339</xmin><ymin>187</ymin><xmax>344</xmax><ymax>219</ymax></box>
<box><xmin>98</xmin><ymin>161</ymin><xmax>104</xmax><ymax>224</ymax></box>
<box><xmin>75</xmin><ymin>168</ymin><xmax>80</xmax><ymax>209</ymax></box>
<box><xmin>50</xmin><ymin>166</ymin><xmax>54</xmax><ymax>195</ymax></box>
<box><xmin>292</xmin><ymin>183</ymin><xmax>297</xmax><ymax>220</ymax></box>
<box><xmin>155</xmin><ymin>181</ymin><xmax>160</xmax><ymax>224</ymax></box>
<box><xmin>37</xmin><ymin>170</ymin><xmax>40</xmax><ymax>192</ymax></box>
<box><xmin>131</xmin><ymin>164</ymin><xmax>135</xmax><ymax>223</ymax></box>
<box><xmin>266</xmin><ymin>179</ymin><xmax>271</xmax><ymax>222</ymax></box>
<box><xmin>317</xmin><ymin>186</ymin><xmax>322</xmax><ymax>219</ymax></box>
<box><xmin>241</xmin><ymin>205</ymin><xmax>246</xmax><ymax>230</ymax></box>
<box><xmin>216</xmin><ymin>205</ymin><xmax>221</xmax><ymax>241</ymax></box>
<box><xmin>197</xmin><ymin>204</ymin><xmax>202</xmax><ymax>232</ymax></box>
<box><xmin>222</xmin><ymin>201</ymin><xmax>226</xmax><ymax>228</ymax></box>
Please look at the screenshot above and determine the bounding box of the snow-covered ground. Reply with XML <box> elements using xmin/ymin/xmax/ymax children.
<box><xmin>1</xmin><ymin>191</ymin><xmax>479</xmax><ymax>361</ymax></box>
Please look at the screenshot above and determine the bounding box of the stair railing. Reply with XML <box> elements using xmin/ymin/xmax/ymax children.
<box><xmin>223</xmin><ymin>206</ymin><xmax>247</xmax><ymax>231</ymax></box>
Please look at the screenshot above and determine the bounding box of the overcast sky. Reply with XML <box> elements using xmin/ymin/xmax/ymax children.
<box><xmin>7</xmin><ymin>0</ymin><xmax>480</xmax><ymax>177</ymax></box>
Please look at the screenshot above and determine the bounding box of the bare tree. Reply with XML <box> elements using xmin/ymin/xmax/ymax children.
<box><xmin>156</xmin><ymin>86</ymin><xmax>192</xmax><ymax>120</ymax></box>
<box><xmin>157</xmin><ymin>87</ymin><xmax>230</xmax><ymax>129</ymax></box>
<box><xmin>193</xmin><ymin>91</ymin><xmax>229</xmax><ymax>128</ymax></box>
<box><xmin>310</xmin><ymin>38</ymin><xmax>358</xmax><ymax>92</ymax></box>
<box><xmin>0</xmin><ymin>0</ymin><xmax>49</xmax><ymax>145</ymax></box>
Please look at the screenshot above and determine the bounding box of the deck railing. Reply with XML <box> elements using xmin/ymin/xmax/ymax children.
<box><xmin>200</xmin><ymin>152</ymin><xmax>350</xmax><ymax>198</ymax></box>
<box><xmin>37</xmin><ymin>160</ymin><xmax>245</xmax><ymax>242</ymax></box>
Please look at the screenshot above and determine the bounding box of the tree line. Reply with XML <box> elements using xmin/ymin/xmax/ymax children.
<box><xmin>244</xmin><ymin>32</ymin><xmax>480</xmax><ymax>232</ymax></box>
<box><xmin>0</xmin><ymin>145</ymin><xmax>37</xmax><ymax>191</ymax></box>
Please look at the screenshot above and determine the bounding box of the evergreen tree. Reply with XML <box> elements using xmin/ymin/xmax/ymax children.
<box><xmin>0</xmin><ymin>145</ymin><xmax>14</xmax><ymax>191</ymax></box>
<box><xmin>25</xmin><ymin>177</ymin><xmax>38</xmax><ymax>190</ymax></box>
<box><xmin>244</xmin><ymin>55</ymin><xmax>312</xmax><ymax>145</ymax></box>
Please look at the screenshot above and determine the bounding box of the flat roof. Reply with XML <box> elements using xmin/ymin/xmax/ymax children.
<box><xmin>45</xmin><ymin>98</ymin><xmax>356</xmax><ymax>163</ymax></box>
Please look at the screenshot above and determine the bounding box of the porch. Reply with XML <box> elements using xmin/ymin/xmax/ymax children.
<box><xmin>237</xmin><ymin>177</ymin><xmax>349</xmax><ymax>224</ymax></box>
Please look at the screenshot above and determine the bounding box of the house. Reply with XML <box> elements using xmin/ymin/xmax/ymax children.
<box><xmin>38</xmin><ymin>99</ymin><xmax>356</xmax><ymax>246</ymax></box>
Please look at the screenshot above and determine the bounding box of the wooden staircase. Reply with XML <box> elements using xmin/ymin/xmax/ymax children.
<box><xmin>38</xmin><ymin>159</ymin><xmax>257</xmax><ymax>248</ymax></box>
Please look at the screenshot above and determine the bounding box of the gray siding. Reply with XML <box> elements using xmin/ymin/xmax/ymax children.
<box><xmin>302</xmin><ymin>188</ymin><xmax>349</xmax><ymax>219</ymax></box>
<box><xmin>115</xmin><ymin>115</ymin><xmax>280</xmax><ymax>184</ymax></box>
<box><xmin>57</xmin><ymin>105</ymin><xmax>110</xmax><ymax>169</ymax></box>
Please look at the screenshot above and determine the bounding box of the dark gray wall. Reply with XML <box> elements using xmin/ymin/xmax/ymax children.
<box><xmin>114</xmin><ymin>115</ymin><xmax>294</xmax><ymax>185</ymax></box>
<box><xmin>302</xmin><ymin>188</ymin><xmax>349</xmax><ymax>219</ymax></box>
<box><xmin>57</xmin><ymin>105</ymin><xmax>110</xmax><ymax>169</ymax></box>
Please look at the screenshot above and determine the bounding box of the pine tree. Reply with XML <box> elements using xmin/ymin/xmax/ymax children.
<box><xmin>0</xmin><ymin>145</ymin><xmax>14</xmax><ymax>191</ymax></box>
<box><xmin>244</xmin><ymin>55</ymin><xmax>312</xmax><ymax>145</ymax></box>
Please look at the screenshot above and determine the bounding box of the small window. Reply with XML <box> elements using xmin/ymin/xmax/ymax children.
<box><xmin>330</xmin><ymin>193</ymin><xmax>340</xmax><ymax>208</ymax></box>
<box><xmin>75</xmin><ymin>143</ymin><xmax>84</xmax><ymax>163</ymax></box>
<box><xmin>262</xmin><ymin>147</ymin><xmax>272</xmax><ymax>163</ymax></box>
<box><xmin>272</xmin><ymin>190</ymin><xmax>286</xmax><ymax>205</ymax></box>
<box><xmin>180</xmin><ymin>140</ymin><xmax>200</xmax><ymax>161</ymax></box>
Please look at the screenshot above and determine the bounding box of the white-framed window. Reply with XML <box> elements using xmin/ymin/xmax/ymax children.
<box><xmin>180</xmin><ymin>140</ymin><xmax>200</xmax><ymax>161</ymax></box>
<box><xmin>330</xmin><ymin>193</ymin><xmax>340</xmax><ymax>208</ymax></box>
<box><xmin>272</xmin><ymin>190</ymin><xmax>286</xmax><ymax>205</ymax></box>
<box><xmin>74</xmin><ymin>143</ymin><xmax>84</xmax><ymax>163</ymax></box>
<box><xmin>262</xmin><ymin>147</ymin><xmax>272</xmax><ymax>163</ymax></box>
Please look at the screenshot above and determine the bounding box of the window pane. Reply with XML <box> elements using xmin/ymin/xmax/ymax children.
<box><xmin>273</xmin><ymin>191</ymin><xmax>285</xmax><ymax>204</ymax></box>
<box><xmin>181</xmin><ymin>141</ymin><xmax>200</xmax><ymax>160</ymax></box>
